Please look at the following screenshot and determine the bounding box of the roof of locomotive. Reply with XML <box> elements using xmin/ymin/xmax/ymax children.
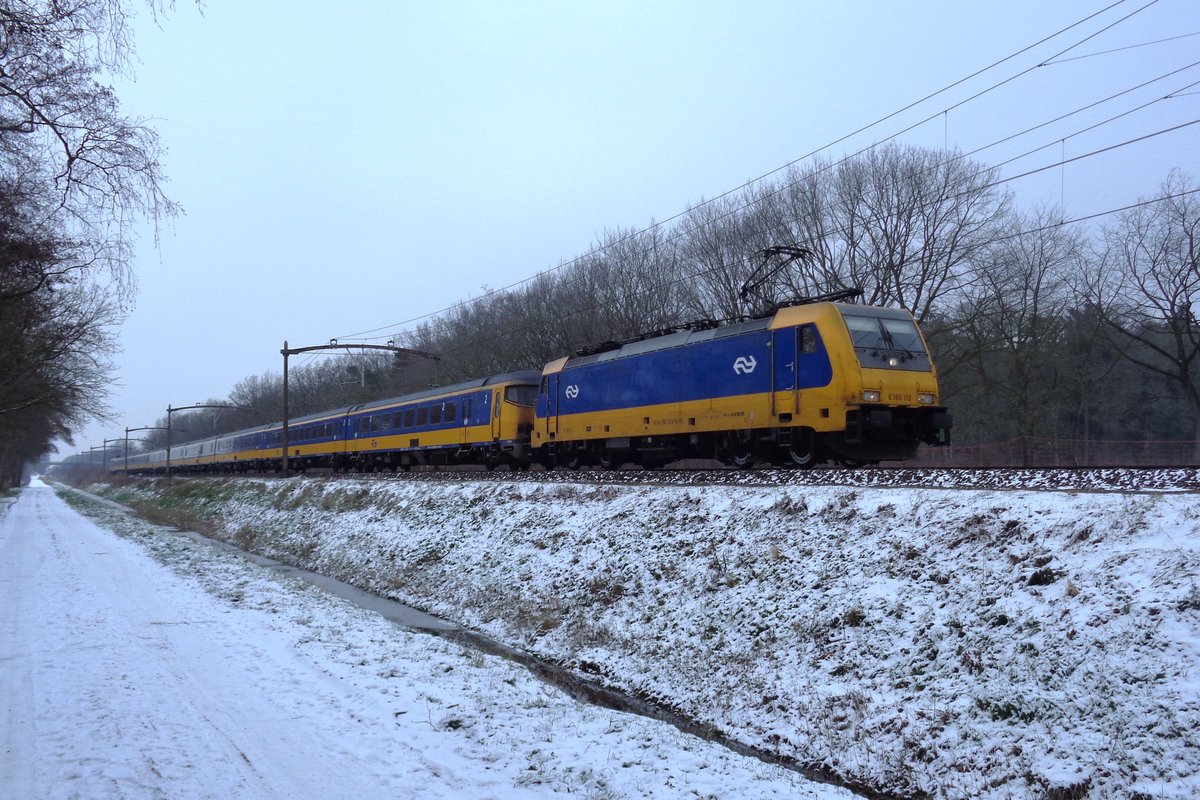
<box><xmin>556</xmin><ymin>301</ymin><xmax>917</xmax><ymax>371</ymax></box>
<box><xmin>563</xmin><ymin>317</ymin><xmax>772</xmax><ymax>370</ymax></box>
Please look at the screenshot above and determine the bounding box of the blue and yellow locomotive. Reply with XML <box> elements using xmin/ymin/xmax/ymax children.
<box><xmin>532</xmin><ymin>301</ymin><xmax>950</xmax><ymax>468</ymax></box>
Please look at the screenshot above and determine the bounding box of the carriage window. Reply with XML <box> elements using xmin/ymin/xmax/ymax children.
<box><xmin>404</xmin><ymin>409</ymin><xmax>415</xmax><ymax>428</ymax></box>
<box><xmin>430</xmin><ymin>404</ymin><xmax>443</xmax><ymax>424</ymax></box>
<box><xmin>505</xmin><ymin>385</ymin><xmax>537</xmax><ymax>406</ymax></box>
<box><xmin>445</xmin><ymin>402</ymin><xmax>457</xmax><ymax>422</ymax></box>
<box><xmin>417</xmin><ymin>407</ymin><xmax>428</xmax><ymax>426</ymax></box>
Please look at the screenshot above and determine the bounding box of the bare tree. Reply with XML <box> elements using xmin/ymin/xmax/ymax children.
<box><xmin>941</xmin><ymin>207</ymin><xmax>1084</xmax><ymax>458</ymax></box>
<box><xmin>1089</xmin><ymin>170</ymin><xmax>1200</xmax><ymax>438</ymax></box>
<box><xmin>588</xmin><ymin>225</ymin><xmax>687</xmax><ymax>337</ymax></box>
<box><xmin>758</xmin><ymin>163</ymin><xmax>852</xmax><ymax>299</ymax></box>
<box><xmin>677</xmin><ymin>195</ymin><xmax>761</xmax><ymax>320</ymax></box>
<box><xmin>0</xmin><ymin>275</ymin><xmax>120</xmax><ymax>485</ymax></box>
<box><xmin>828</xmin><ymin>143</ymin><xmax>1010</xmax><ymax>322</ymax></box>
<box><xmin>0</xmin><ymin>1</ymin><xmax>182</xmax><ymax>480</ymax></box>
<box><xmin>1</xmin><ymin>0</ymin><xmax>179</xmax><ymax>300</ymax></box>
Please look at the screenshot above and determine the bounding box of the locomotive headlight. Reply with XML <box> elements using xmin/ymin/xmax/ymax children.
<box><xmin>863</xmin><ymin>390</ymin><xmax>881</xmax><ymax>403</ymax></box>
<box><xmin>918</xmin><ymin>392</ymin><xmax>935</xmax><ymax>405</ymax></box>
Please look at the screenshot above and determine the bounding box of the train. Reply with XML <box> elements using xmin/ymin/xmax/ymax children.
<box><xmin>111</xmin><ymin>298</ymin><xmax>951</xmax><ymax>475</ymax></box>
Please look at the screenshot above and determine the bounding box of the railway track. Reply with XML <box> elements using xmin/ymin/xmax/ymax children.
<box><xmin>135</xmin><ymin>465</ymin><xmax>1200</xmax><ymax>493</ymax></box>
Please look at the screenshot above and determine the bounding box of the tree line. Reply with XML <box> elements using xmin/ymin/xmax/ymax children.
<box><xmin>0</xmin><ymin>1</ymin><xmax>176</xmax><ymax>488</ymax></box>
<box><xmin>139</xmin><ymin>144</ymin><xmax>1199</xmax><ymax>465</ymax></box>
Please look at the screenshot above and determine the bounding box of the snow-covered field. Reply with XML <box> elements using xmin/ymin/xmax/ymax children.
<box><xmin>1</xmin><ymin>480</ymin><xmax>851</xmax><ymax>799</ymax></box>
<box><xmin>86</xmin><ymin>474</ymin><xmax>1200</xmax><ymax>799</ymax></box>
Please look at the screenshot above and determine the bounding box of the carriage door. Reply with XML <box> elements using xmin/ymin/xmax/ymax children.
<box><xmin>771</xmin><ymin>327</ymin><xmax>799</xmax><ymax>419</ymax></box>
<box><xmin>542</xmin><ymin>374</ymin><xmax>560</xmax><ymax>439</ymax></box>
<box><xmin>551</xmin><ymin>375</ymin><xmax>561</xmax><ymax>437</ymax></box>
<box><xmin>491</xmin><ymin>389</ymin><xmax>502</xmax><ymax>441</ymax></box>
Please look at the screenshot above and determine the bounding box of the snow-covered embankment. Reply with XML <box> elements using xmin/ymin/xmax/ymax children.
<box><xmin>93</xmin><ymin>476</ymin><xmax>1200</xmax><ymax>799</ymax></box>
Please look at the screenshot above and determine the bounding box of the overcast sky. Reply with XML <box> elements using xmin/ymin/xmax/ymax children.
<box><xmin>71</xmin><ymin>0</ymin><xmax>1198</xmax><ymax>456</ymax></box>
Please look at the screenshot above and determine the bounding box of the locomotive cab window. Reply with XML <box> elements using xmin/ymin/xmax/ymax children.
<box><xmin>800</xmin><ymin>325</ymin><xmax>818</xmax><ymax>354</ymax></box>
<box><xmin>842</xmin><ymin>312</ymin><xmax>931</xmax><ymax>372</ymax></box>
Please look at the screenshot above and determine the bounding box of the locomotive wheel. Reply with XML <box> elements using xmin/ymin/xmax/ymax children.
<box><xmin>786</xmin><ymin>430</ymin><xmax>819</xmax><ymax>469</ymax></box>
<box><xmin>725</xmin><ymin>431</ymin><xmax>757</xmax><ymax>470</ymax></box>
<box><xmin>730</xmin><ymin>450</ymin><xmax>755</xmax><ymax>469</ymax></box>
<box><xmin>557</xmin><ymin>450</ymin><xmax>583</xmax><ymax>470</ymax></box>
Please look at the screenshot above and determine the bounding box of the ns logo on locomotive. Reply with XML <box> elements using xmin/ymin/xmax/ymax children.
<box><xmin>114</xmin><ymin>286</ymin><xmax>951</xmax><ymax>475</ymax></box>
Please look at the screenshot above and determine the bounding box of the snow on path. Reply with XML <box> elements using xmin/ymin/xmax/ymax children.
<box><xmin>1</xmin><ymin>482</ymin><xmax>849</xmax><ymax>799</ymax></box>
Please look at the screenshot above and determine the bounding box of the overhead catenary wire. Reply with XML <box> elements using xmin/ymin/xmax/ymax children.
<box><xmin>952</xmin><ymin>60</ymin><xmax>1200</xmax><ymax>165</ymax></box>
<box><xmin>1041</xmin><ymin>29</ymin><xmax>1200</xmax><ymax>65</ymax></box>
<box><xmin>335</xmin><ymin>0</ymin><xmax>1151</xmax><ymax>343</ymax></box>
<box><xmin>993</xmin><ymin>117</ymin><xmax>1200</xmax><ymax>187</ymax></box>
<box><xmin>965</xmin><ymin>89</ymin><xmax>1200</xmax><ymax>181</ymax></box>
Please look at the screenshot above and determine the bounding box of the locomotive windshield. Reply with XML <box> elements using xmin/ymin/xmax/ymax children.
<box><xmin>842</xmin><ymin>311</ymin><xmax>931</xmax><ymax>371</ymax></box>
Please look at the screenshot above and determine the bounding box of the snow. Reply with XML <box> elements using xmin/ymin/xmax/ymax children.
<box><xmin>1</xmin><ymin>480</ymin><xmax>849</xmax><ymax>799</ymax></box>
<box><xmin>85</xmin><ymin>472</ymin><xmax>1200</xmax><ymax>799</ymax></box>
